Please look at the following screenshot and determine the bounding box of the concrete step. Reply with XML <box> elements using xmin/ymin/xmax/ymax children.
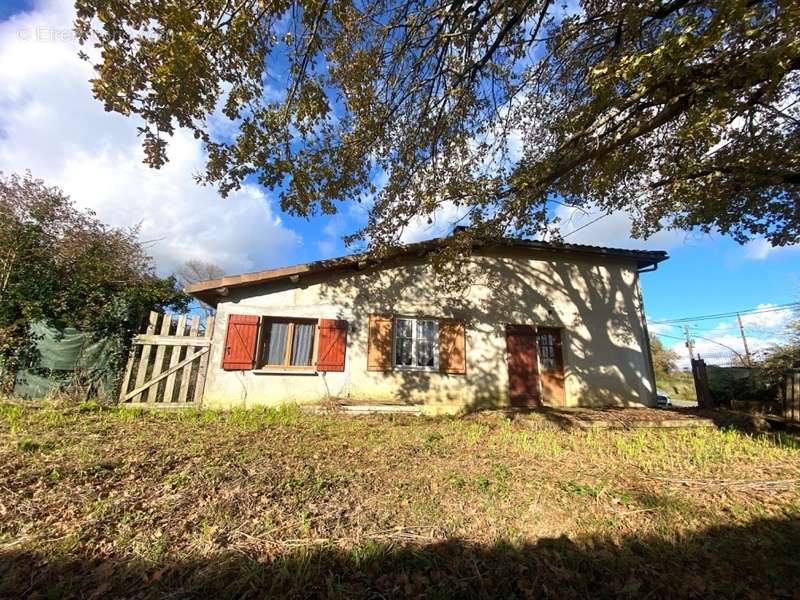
<box><xmin>337</xmin><ymin>403</ymin><xmax>422</xmax><ymax>415</ymax></box>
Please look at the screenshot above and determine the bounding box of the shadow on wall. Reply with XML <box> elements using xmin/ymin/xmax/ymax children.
<box><xmin>308</xmin><ymin>247</ymin><xmax>652</xmax><ymax>410</ymax></box>
<box><xmin>3</xmin><ymin>516</ymin><xmax>799</xmax><ymax>598</ymax></box>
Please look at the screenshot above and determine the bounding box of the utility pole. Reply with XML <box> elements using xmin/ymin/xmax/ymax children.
<box><xmin>736</xmin><ymin>313</ymin><xmax>752</xmax><ymax>367</ymax></box>
<box><xmin>683</xmin><ymin>325</ymin><xmax>695</xmax><ymax>361</ymax></box>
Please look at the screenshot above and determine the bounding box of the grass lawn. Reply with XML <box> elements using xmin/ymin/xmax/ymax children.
<box><xmin>1</xmin><ymin>402</ymin><xmax>799</xmax><ymax>598</ymax></box>
<box><xmin>655</xmin><ymin>370</ymin><xmax>697</xmax><ymax>402</ymax></box>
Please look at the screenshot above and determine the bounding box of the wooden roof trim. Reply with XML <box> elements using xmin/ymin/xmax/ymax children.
<box><xmin>186</xmin><ymin>237</ymin><xmax>668</xmax><ymax>305</ymax></box>
<box><xmin>184</xmin><ymin>257</ymin><xmax>361</xmax><ymax>295</ymax></box>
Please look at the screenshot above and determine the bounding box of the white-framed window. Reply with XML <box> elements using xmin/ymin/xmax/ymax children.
<box><xmin>394</xmin><ymin>317</ymin><xmax>439</xmax><ymax>371</ymax></box>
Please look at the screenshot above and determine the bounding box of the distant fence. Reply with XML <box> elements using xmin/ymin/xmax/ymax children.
<box><xmin>693</xmin><ymin>351</ymin><xmax>748</xmax><ymax>368</ymax></box>
<box><xmin>693</xmin><ymin>358</ymin><xmax>799</xmax><ymax>423</ymax></box>
<box><xmin>781</xmin><ymin>369</ymin><xmax>800</xmax><ymax>423</ymax></box>
<box><xmin>118</xmin><ymin>312</ymin><xmax>214</xmax><ymax>408</ymax></box>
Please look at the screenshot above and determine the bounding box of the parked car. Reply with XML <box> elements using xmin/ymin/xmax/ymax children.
<box><xmin>656</xmin><ymin>390</ymin><xmax>672</xmax><ymax>407</ymax></box>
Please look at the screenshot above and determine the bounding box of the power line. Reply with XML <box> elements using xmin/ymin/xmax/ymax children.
<box><xmin>652</xmin><ymin>303</ymin><xmax>798</xmax><ymax>324</ymax></box>
<box><xmin>659</xmin><ymin>333</ymin><xmax>688</xmax><ymax>341</ymax></box>
<box><xmin>562</xmin><ymin>213</ymin><xmax>610</xmax><ymax>239</ymax></box>
<box><xmin>650</xmin><ymin>302</ymin><xmax>800</xmax><ymax>325</ymax></box>
<box><xmin>658</xmin><ymin>332</ymin><xmax>745</xmax><ymax>358</ymax></box>
<box><xmin>655</xmin><ymin>320</ymin><xmax>788</xmax><ymax>335</ymax></box>
<box><xmin>683</xmin><ymin>325</ymin><xmax>694</xmax><ymax>361</ymax></box>
<box><xmin>737</xmin><ymin>312</ymin><xmax>753</xmax><ymax>366</ymax></box>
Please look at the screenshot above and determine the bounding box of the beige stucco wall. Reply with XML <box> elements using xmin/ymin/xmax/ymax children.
<box><xmin>201</xmin><ymin>248</ymin><xmax>657</xmax><ymax>413</ymax></box>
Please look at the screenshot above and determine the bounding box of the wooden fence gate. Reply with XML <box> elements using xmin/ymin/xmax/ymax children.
<box><xmin>781</xmin><ymin>369</ymin><xmax>800</xmax><ymax>423</ymax></box>
<box><xmin>119</xmin><ymin>311</ymin><xmax>214</xmax><ymax>407</ymax></box>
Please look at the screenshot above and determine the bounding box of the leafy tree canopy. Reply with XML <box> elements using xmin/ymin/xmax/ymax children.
<box><xmin>763</xmin><ymin>315</ymin><xmax>800</xmax><ymax>383</ymax></box>
<box><xmin>649</xmin><ymin>333</ymin><xmax>679</xmax><ymax>375</ymax></box>
<box><xmin>76</xmin><ymin>0</ymin><xmax>800</xmax><ymax>249</ymax></box>
<box><xmin>0</xmin><ymin>172</ymin><xmax>188</xmax><ymax>382</ymax></box>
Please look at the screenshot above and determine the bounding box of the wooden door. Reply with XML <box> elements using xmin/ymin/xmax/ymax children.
<box><xmin>537</xmin><ymin>327</ymin><xmax>565</xmax><ymax>406</ymax></box>
<box><xmin>506</xmin><ymin>324</ymin><xmax>541</xmax><ymax>407</ymax></box>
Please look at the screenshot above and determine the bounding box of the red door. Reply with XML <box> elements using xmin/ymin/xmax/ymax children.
<box><xmin>506</xmin><ymin>324</ymin><xmax>541</xmax><ymax>407</ymax></box>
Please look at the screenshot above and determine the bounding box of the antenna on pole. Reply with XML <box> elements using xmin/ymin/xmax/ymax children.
<box><xmin>683</xmin><ymin>325</ymin><xmax>695</xmax><ymax>361</ymax></box>
<box><xmin>736</xmin><ymin>313</ymin><xmax>753</xmax><ymax>367</ymax></box>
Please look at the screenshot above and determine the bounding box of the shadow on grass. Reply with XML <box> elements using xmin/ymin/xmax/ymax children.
<box><xmin>498</xmin><ymin>405</ymin><xmax>725</xmax><ymax>432</ymax></box>
<box><xmin>3</xmin><ymin>517</ymin><xmax>799</xmax><ymax>598</ymax></box>
<box><xmin>688</xmin><ymin>408</ymin><xmax>800</xmax><ymax>447</ymax></box>
<box><xmin>501</xmin><ymin>405</ymin><xmax>800</xmax><ymax>448</ymax></box>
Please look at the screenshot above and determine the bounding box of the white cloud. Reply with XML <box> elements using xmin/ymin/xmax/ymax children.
<box><xmin>312</xmin><ymin>215</ymin><xmax>350</xmax><ymax>258</ymax></box>
<box><xmin>315</xmin><ymin>239</ymin><xmax>337</xmax><ymax>258</ymax></box>
<box><xmin>555</xmin><ymin>205</ymin><xmax>689</xmax><ymax>251</ymax></box>
<box><xmin>665</xmin><ymin>335</ymin><xmax>747</xmax><ymax>370</ymax></box>
<box><xmin>744</xmin><ymin>238</ymin><xmax>773</xmax><ymax>260</ymax></box>
<box><xmin>653</xmin><ymin>307</ymin><xmax>795</xmax><ymax>370</ymax></box>
<box><xmin>399</xmin><ymin>201</ymin><xmax>468</xmax><ymax>244</ymax></box>
<box><xmin>646</xmin><ymin>321</ymin><xmax>672</xmax><ymax>335</ymax></box>
<box><xmin>398</xmin><ymin>198</ymin><xmax>690</xmax><ymax>249</ymax></box>
<box><xmin>743</xmin><ymin>238</ymin><xmax>800</xmax><ymax>261</ymax></box>
<box><xmin>0</xmin><ymin>0</ymin><xmax>301</xmax><ymax>276</ymax></box>
<box><xmin>663</xmin><ymin>324</ymin><xmax>787</xmax><ymax>370</ymax></box>
<box><xmin>739</xmin><ymin>304</ymin><xmax>796</xmax><ymax>331</ymax></box>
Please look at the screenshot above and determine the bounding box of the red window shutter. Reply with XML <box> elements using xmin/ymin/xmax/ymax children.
<box><xmin>221</xmin><ymin>314</ymin><xmax>260</xmax><ymax>370</ymax></box>
<box><xmin>317</xmin><ymin>319</ymin><xmax>347</xmax><ymax>372</ymax></box>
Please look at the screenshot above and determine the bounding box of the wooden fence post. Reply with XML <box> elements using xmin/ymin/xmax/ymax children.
<box><xmin>783</xmin><ymin>369</ymin><xmax>800</xmax><ymax>423</ymax></box>
<box><xmin>131</xmin><ymin>312</ymin><xmax>158</xmax><ymax>403</ymax></box>
<box><xmin>692</xmin><ymin>358</ymin><xmax>714</xmax><ymax>409</ymax></box>
<box><xmin>148</xmin><ymin>314</ymin><xmax>172</xmax><ymax>401</ymax></box>
<box><xmin>177</xmin><ymin>316</ymin><xmax>201</xmax><ymax>404</ymax></box>
<box><xmin>193</xmin><ymin>315</ymin><xmax>215</xmax><ymax>407</ymax></box>
<box><xmin>162</xmin><ymin>314</ymin><xmax>187</xmax><ymax>404</ymax></box>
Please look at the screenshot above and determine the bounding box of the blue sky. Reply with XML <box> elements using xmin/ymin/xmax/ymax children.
<box><xmin>0</xmin><ymin>0</ymin><xmax>32</xmax><ymax>20</ymax></box>
<box><xmin>1</xmin><ymin>0</ymin><xmax>798</xmax><ymax>363</ymax></box>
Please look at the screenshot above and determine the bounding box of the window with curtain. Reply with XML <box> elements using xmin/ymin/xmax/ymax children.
<box><xmin>261</xmin><ymin>318</ymin><xmax>317</xmax><ymax>368</ymax></box>
<box><xmin>537</xmin><ymin>331</ymin><xmax>559</xmax><ymax>372</ymax></box>
<box><xmin>394</xmin><ymin>317</ymin><xmax>439</xmax><ymax>370</ymax></box>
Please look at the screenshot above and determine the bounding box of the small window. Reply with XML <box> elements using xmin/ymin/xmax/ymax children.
<box><xmin>394</xmin><ymin>317</ymin><xmax>439</xmax><ymax>370</ymax></box>
<box><xmin>261</xmin><ymin>318</ymin><xmax>316</xmax><ymax>368</ymax></box>
<box><xmin>537</xmin><ymin>330</ymin><xmax>560</xmax><ymax>372</ymax></box>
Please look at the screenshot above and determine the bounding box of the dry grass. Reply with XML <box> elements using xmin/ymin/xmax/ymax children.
<box><xmin>655</xmin><ymin>370</ymin><xmax>697</xmax><ymax>401</ymax></box>
<box><xmin>1</xmin><ymin>401</ymin><xmax>799</xmax><ymax>598</ymax></box>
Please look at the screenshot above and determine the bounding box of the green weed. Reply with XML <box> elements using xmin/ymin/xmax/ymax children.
<box><xmin>422</xmin><ymin>431</ymin><xmax>444</xmax><ymax>452</ymax></box>
<box><xmin>18</xmin><ymin>439</ymin><xmax>40</xmax><ymax>453</ymax></box>
<box><xmin>349</xmin><ymin>539</ymin><xmax>387</xmax><ymax>567</ymax></box>
<box><xmin>561</xmin><ymin>480</ymin><xmax>607</xmax><ymax>500</ymax></box>
<box><xmin>0</xmin><ymin>404</ymin><xmax>23</xmax><ymax>430</ymax></box>
<box><xmin>78</xmin><ymin>400</ymin><xmax>101</xmax><ymax>413</ymax></box>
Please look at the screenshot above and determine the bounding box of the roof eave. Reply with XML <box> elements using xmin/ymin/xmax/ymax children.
<box><xmin>185</xmin><ymin>237</ymin><xmax>668</xmax><ymax>307</ymax></box>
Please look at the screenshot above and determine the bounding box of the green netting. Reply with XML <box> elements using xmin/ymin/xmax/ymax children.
<box><xmin>12</xmin><ymin>321</ymin><xmax>119</xmax><ymax>400</ymax></box>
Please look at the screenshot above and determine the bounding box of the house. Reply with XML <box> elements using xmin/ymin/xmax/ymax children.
<box><xmin>186</xmin><ymin>236</ymin><xmax>667</xmax><ymax>414</ymax></box>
